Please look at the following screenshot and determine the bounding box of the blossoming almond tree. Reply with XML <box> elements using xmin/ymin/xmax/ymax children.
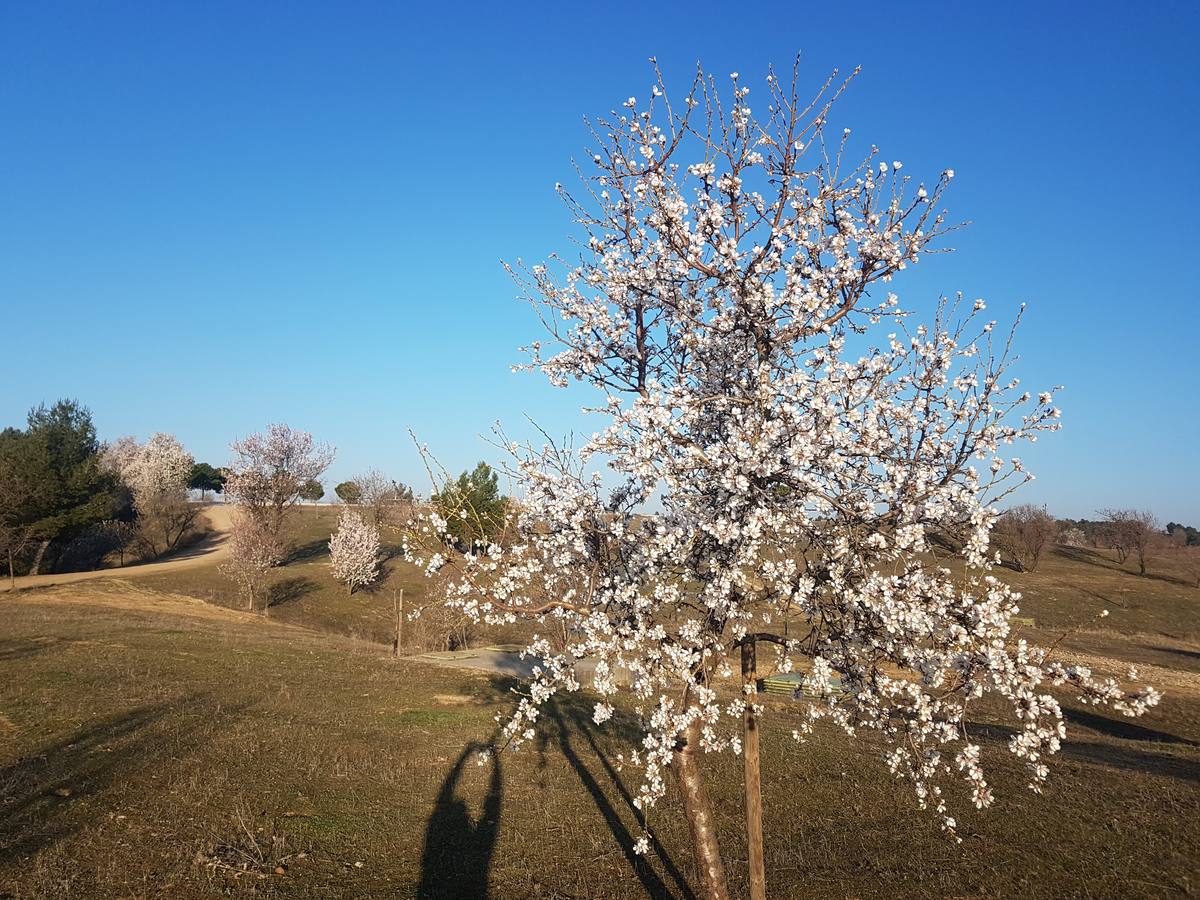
<box><xmin>107</xmin><ymin>433</ymin><xmax>198</xmax><ymax>557</ymax></box>
<box><xmin>225</xmin><ymin>424</ymin><xmax>335</xmax><ymax>544</ymax></box>
<box><xmin>329</xmin><ymin>508</ymin><xmax>381</xmax><ymax>595</ymax></box>
<box><xmin>410</xmin><ymin>60</ymin><xmax>1160</xmax><ymax>900</ymax></box>
<box><xmin>221</xmin><ymin>512</ymin><xmax>284</xmax><ymax>612</ymax></box>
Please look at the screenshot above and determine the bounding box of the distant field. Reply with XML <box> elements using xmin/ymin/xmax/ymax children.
<box><xmin>1</xmin><ymin>510</ymin><xmax>1198</xmax><ymax>897</ymax></box>
<box><xmin>135</xmin><ymin>505</ymin><xmax>538</xmax><ymax>649</ymax></box>
<box><xmin>132</xmin><ymin>506</ymin><xmax>1200</xmax><ymax>658</ymax></box>
<box><xmin>137</xmin><ymin>505</ymin><xmax>433</xmax><ymax>646</ymax></box>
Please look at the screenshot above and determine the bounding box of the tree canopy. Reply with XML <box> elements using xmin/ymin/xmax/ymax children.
<box><xmin>189</xmin><ymin>462</ymin><xmax>227</xmax><ymax>497</ymax></box>
<box><xmin>432</xmin><ymin>461</ymin><xmax>507</xmax><ymax>546</ymax></box>
<box><xmin>299</xmin><ymin>479</ymin><xmax>325</xmax><ymax>502</ymax></box>
<box><xmin>0</xmin><ymin>400</ymin><xmax>116</xmax><ymax>544</ymax></box>
<box><xmin>334</xmin><ymin>481</ymin><xmax>362</xmax><ymax>504</ymax></box>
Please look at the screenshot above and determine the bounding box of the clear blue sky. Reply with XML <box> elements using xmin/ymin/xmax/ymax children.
<box><xmin>2</xmin><ymin>1</ymin><xmax>1197</xmax><ymax>521</ymax></box>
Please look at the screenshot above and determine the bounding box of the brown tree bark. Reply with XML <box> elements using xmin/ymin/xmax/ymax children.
<box><xmin>674</xmin><ymin>711</ymin><xmax>730</xmax><ymax>900</ymax></box>
<box><xmin>29</xmin><ymin>539</ymin><xmax>49</xmax><ymax>576</ymax></box>
<box><xmin>742</xmin><ymin>640</ymin><xmax>767</xmax><ymax>900</ymax></box>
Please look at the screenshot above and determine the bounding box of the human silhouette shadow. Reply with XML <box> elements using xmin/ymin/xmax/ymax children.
<box><xmin>418</xmin><ymin>742</ymin><xmax>502</xmax><ymax>899</ymax></box>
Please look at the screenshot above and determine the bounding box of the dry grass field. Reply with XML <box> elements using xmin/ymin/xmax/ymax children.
<box><xmin>1</xmin><ymin>507</ymin><xmax>1198</xmax><ymax>898</ymax></box>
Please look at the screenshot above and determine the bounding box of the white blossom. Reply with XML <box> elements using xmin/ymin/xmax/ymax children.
<box><xmin>329</xmin><ymin>509</ymin><xmax>381</xmax><ymax>595</ymax></box>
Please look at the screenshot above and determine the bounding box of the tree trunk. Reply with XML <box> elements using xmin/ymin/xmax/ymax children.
<box><xmin>29</xmin><ymin>540</ymin><xmax>50</xmax><ymax>576</ymax></box>
<box><xmin>741</xmin><ymin>640</ymin><xmax>767</xmax><ymax>900</ymax></box>
<box><xmin>674</xmin><ymin>714</ymin><xmax>730</xmax><ymax>900</ymax></box>
<box><xmin>7</xmin><ymin>549</ymin><xmax>14</xmax><ymax>589</ymax></box>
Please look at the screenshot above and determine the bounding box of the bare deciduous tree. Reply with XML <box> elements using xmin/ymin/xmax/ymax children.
<box><xmin>350</xmin><ymin>469</ymin><xmax>414</xmax><ymax>526</ymax></box>
<box><xmin>994</xmin><ymin>504</ymin><xmax>1058</xmax><ymax>572</ymax></box>
<box><xmin>1101</xmin><ymin>509</ymin><xmax>1158</xmax><ymax>576</ymax></box>
<box><xmin>1169</xmin><ymin>546</ymin><xmax>1200</xmax><ymax>588</ymax></box>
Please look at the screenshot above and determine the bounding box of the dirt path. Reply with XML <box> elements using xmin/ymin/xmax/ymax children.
<box><xmin>412</xmin><ymin>648</ymin><xmax>634</xmax><ymax>685</ymax></box>
<box><xmin>3</xmin><ymin>504</ymin><xmax>235</xmax><ymax>592</ymax></box>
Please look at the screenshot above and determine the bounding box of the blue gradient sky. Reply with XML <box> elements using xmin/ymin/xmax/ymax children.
<box><xmin>2</xmin><ymin>1</ymin><xmax>1197</xmax><ymax>520</ymax></box>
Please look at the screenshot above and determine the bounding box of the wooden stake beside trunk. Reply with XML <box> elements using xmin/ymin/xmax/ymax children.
<box><xmin>392</xmin><ymin>588</ymin><xmax>404</xmax><ymax>657</ymax></box>
<box><xmin>742</xmin><ymin>639</ymin><xmax>767</xmax><ymax>900</ymax></box>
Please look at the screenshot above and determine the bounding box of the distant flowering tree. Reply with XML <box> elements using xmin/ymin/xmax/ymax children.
<box><xmin>409</xmin><ymin>60</ymin><xmax>1161</xmax><ymax>900</ymax></box>
<box><xmin>1060</xmin><ymin>525</ymin><xmax>1087</xmax><ymax>548</ymax></box>
<box><xmin>107</xmin><ymin>433</ymin><xmax>198</xmax><ymax>557</ymax></box>
<box><xmin>225</xmin><ymin>424</ymin><xmax>334</xmax><ymax>545</ymax></box>
<box><xmin>125</xmin><ymin>433</ymin><xmax>193</xmax><ymax>500</ymax></box>
<box><xmin>220</xmin><ymin>512</ymin><xmax>284</xmax><ymax>612</ymax></box>
<box><xmin>329</xmin><ymin>509</ymin><xmax>380</xmax><ymax>595</ymax></box>
<box><xmin>101</xmin><ymin>435</ymin><xmax>142</xmax><ymax>485</ymax></box>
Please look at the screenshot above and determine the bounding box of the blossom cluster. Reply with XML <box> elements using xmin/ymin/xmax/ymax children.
<box><xmin>105</xmin><ymin>432</ymin><xmax>193</xmax><ymax>511</ymax></box>
<box><xmin>225</xmin><ymin>424</ymin><xmax>335</xmax><ymax>521</ymax></box>
<box><xmin>329</xmin><ymin>509</ymin><xmax>381</xmax><ymax>594</ymax></box>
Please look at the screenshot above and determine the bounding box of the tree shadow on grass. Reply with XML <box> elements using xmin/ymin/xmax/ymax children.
<box><xmin>1053</xmin><ymin>546</ymin><xmax>1126</xmax><ymax>572</ymax></box>
<box><xmin>450</xmin><ymin>678</ymin><xmax>695</xmax><ymax>898</ymax></box>
<box><xmin>543</xmin><ymin>699</ymin><xmax>696</xmax><ymax>900</ymax></box>
<box><xmin>1063</xmin><ymin>707</ymin><xmax>1200</xmax><ymax>747</ymax></box>
<box><xmin>0</xmin><ymin>695</ymin><xmax>235</xmax><ymax>862</ymax></box>
<box><xmin>1138</xmin><ymin>643</ymin><xmax>1200</xmax><ymax>663</ymax></box>
<box><xmin>1052</xmin><ymin>546</ymin><xmax>1196</xmax><ymax>587</ymax></box>
<box><xmin>381</xmin><ymin>543</ymin><xmax>407</xmax><ymax>563</ymax></box>
<box><xmin>266</xmin><ymin>576</ymin><xmax>319</xmax><ymax>609</ymax></box>
<box><xmin>284</xmin><ymin>539</ymin><xmax>329</xmax><ymax>565</ymax></box>
<box><xmin>418</xmin><ymin>742</ymin><xmax>502</xmax><ymax>899</ymax></box>
<box><xmin>970</xmin><ymin>718</ymin><xmax>1200</xmax><ymax>783</ymax></box>
<box><xmin>0</xmin><ymin>638</ymin><xmax>58</xmax><ymax>664</ymax></box>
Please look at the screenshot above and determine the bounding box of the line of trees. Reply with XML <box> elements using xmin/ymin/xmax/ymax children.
<box><xmin>0</xmin><ymin>400</ymin><xmax>233</xmax><ymax>583</ymax></box>
<box><xmin>993</xmin><ymin>505</ymin><xmax>1197</xmax><ymax>580</ymax></box>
